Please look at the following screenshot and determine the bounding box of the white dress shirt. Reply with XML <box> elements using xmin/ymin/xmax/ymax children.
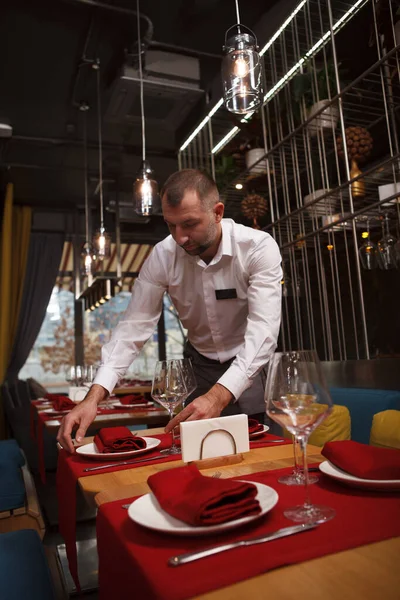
<box><xmin>94</xmin><ymin>218</ymin><xmax>282</xmax><ymax>400</ymax></box>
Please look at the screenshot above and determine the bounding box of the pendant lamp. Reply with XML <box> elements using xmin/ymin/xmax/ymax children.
<box><xmin>92</xmin><ymin>61</ymin><xmax>111</xmax><ymax>260</ymax></box>
<box><xmin>133</xmin><ymin>0</ymin><xmax>160</xmax><ymax>216</ymax></box>
<box><xmin>222</xmin><ymin>0</ymin><xmax>263</xmax><ymax>114</ymax></box>
<box><xmin>80</xmin><ymin>103</ymin><xmax>97</xmax><ymax>277</ymax></box>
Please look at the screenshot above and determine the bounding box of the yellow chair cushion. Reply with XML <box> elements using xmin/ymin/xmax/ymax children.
<box><xmin>282</xmin><ymin>404</ymin><xmax>351</xmax><ymax>447</ymax></box>
<box><xmin>370</xmin><ymin>410</ymin><xmax>400</xmax><ymax>449</ymax></box>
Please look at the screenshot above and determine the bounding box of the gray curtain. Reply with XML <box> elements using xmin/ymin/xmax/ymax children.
<box><xmin>6</xmin><ymin>233</ymin><xmax>64</xmax><ymax>380</ymax></box>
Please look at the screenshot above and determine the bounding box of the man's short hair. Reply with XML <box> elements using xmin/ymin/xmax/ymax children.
<box><xmin>161</xmin><ymin>169</ymin><xmax>220</xmax><ymax>209</ymax></box>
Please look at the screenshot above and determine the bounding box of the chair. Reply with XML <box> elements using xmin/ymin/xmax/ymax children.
<box><xmin>370</xmin><ymin>410</ymin><xmax>400</xmax><ymax>449</ymax></box>
<box><xmin>1</xmin><ymin>381</ymin><xmax>58</xmax><ymax>472</ymax></box>
<box><xmin>0</xmin><ymin>530</ymin><xmax>62</xmax><ymax>600</ymax></box>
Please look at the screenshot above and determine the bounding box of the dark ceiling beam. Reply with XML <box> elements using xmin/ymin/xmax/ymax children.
<box><xmin>11</xmin><ymin>135</ymin><xmax>177</xmax><ymax>159</ymax></box>
<box><xmin>148</xmin><ymin>40</ymin><xmax>221</xmax><ymax>60</ymax></box>
<box><xmin>60</xmin><ymin>0</ymin><xmax>151</xmax><ymax>26</ymax></box>
<box><xmin>61</xmin><ymin>0</ymin><xmax>218</xmax><ymax>60</ymax></box>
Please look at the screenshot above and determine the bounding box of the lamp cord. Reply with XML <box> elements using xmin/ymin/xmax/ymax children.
<box><xmin>234</xmin><ymin>0</ymin><xmax>241</xmax><ymax>25</ymax></box>
<box><xmin>136</xmin><ymin>0</ymin><xmax>146</xmax><ymax>162</ymax></box>
<box><xmin>82</xmin><ymin>106</ymin><xmax>90</xmax><ymax>243</ymax></box>
<box><xmin>96</xmin><ymin>62</ymin><xmax>104</xmax><ymax>227</ymax></box>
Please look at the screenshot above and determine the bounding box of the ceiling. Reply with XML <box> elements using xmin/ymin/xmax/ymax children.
<box><xmin>0</xmin><ymin>0</ymin><xmax>282</xmax><ymax>242</ymax></box>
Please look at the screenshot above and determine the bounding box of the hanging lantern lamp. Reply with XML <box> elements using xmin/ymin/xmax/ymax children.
<box><xmin>92</xmin><ymin>61</ymin><xmax>111</xmax><ymax>260</ymax></box>
<box><xmin>221</xmin><ymin>1</ymin><xmax>263</xmax><ymax>114</ymax></box>
<box><xmin>80</xmin><ymin>103</ymin><xmax>96</xmax><ymax>277</ymax></box>
<box><xmin>133</xmin><ymin>0</ymin><xmax>160</xmax><ymax>215</ymax></box>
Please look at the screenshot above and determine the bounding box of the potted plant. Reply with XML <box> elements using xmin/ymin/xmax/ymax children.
<box><xmin>214</xmin><ymin>154</ymin><xmax>239</xmax><ymax>191</ymax></box>
<box><xmin>229</xmin><ymin>110</ymin><xmax>269</xmax><ymax>176</ymax></box>
<box><xmin>292</xmin><ymin>60</ymin><xmax>341</xmax><ymax>136</ymax></box>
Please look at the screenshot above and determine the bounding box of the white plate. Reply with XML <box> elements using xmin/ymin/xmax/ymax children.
<box><xmin>319</xmin><ymin>460</ymin><xmax>400</xmax><ymax>491</ymax></box>
<box><xmin>111</xmin><ymin>402</ymin><xmax>153</xmax><ymax>409</ymax></box>
<box><xmin>249</xmin><ymin>424</ymin><xmax>270</xmax><ymax>439</ymax></box>
<box><xmin>127</xmin><ymin>481</ymin><xmax>278</xmax><ymax>536</ymax></box>
<box><xmin>76</xmin><ymin>436</ymin><xmax>160</xmax><ymax>460</ymax></box>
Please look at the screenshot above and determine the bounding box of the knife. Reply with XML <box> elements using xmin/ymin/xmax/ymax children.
<box><xmin>83</xmin><ymin>453</ymin><xmax>172</xmax><ymax>472</ymax></box>
<box><xmin>168</xmin><ymin>523</ymin><xmax>317</xmax><ymax>566</ymax></box>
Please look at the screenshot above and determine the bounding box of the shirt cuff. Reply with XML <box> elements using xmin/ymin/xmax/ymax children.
<box><xmin>93</xmin><ymin>367</ymin><xmax>120</xmax><ymax>395</ymax></box>
<box><xmin>217</xmin><ymin>365</ymin><xmax>253</xmax><ymax>401</ymax></box>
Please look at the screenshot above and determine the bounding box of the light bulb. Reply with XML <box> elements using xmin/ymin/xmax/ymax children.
<box><xmin>98</xmin><ymin>234</ymin><xmax>106</xmax><ymax>250</ymax></box>
<box><xmin>84</xmin><ymin>254</ymin><xmax>92</xmax><ymax>275</ymax></box>
<box><xmin>234</xmin><ymin>55</ymin><xmax>249</xmax><ymax>78</ymax></box>
<box><xmin>235</xmin><ymin>183</ymin><xmax>243</xmax><ymax>190</ymax></box>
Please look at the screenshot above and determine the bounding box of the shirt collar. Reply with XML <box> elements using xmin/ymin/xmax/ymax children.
<box><xmin>195</xmin><ymin>219</ymin><xmax>233</xmax><ymax>267</ymax></box>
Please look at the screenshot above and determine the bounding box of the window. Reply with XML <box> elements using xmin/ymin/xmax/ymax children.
<box><xmin>20</xmin><ymin>288</ymin><xmax>186</xmax><ymax>389</ymax></box>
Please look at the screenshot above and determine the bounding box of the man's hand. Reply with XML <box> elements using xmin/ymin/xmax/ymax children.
<box><xmin>56</xmin><ymin>384</ymin><xmax>108</xmax><ymax>453</ymax></box>
<box><xmin>165</xmin><ymin>383</ymin><xmax>233</xmax><ymax>432</ymax></box>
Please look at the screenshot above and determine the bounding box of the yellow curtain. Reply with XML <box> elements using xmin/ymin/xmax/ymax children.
<box><xmin>0</xmin><ymin>183</ymin><xmax>32</xmax><ymax>436</ymax></box>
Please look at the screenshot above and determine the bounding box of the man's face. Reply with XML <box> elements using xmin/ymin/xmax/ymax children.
<box><xmin>162</xmin><ymin>190</ymin><xmax>223</xmax><ymax>258</ymax></box>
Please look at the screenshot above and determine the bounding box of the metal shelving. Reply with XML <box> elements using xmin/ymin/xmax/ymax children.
<box><xmin>178</xmin><ymin>0</ymin><xmax>400</xmax><ymax>361</ymax></box>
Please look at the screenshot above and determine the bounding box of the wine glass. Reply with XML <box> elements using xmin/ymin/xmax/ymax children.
<box><xmin>151</xmin><ymin>359</ymin><xmax>189</xmax><ymax>455</ymax></box>
<box><xmin>179</xmin><ymin>358</ymin><xmax>197</xmax><ymax>404</ymax></box>
<box><xmin>278</xmin><ymin>434</ymin><xmax>318</xmax><ymax>486</ymax></box>
<box><xmin>265</xmin><ymin>350</ymin><xmax>335</xmax><ymax>524</ymax></box>
<box><xmin>65</xmin><ymin>366</ymin><xmax>76</xmax><ymax>385</ymax></box>
<box><xmin>358</xmin><ymin>220</ymin><xmax>378</xmax><ymax>270</ymax></box>
<box><xmin>377</xmin><ymin>214</ymin><xmax>397</xmax><ymax>270</ymax></box>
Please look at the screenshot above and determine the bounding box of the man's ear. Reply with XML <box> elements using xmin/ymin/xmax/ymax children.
<box><xmin>214</xmin><ymin>202</ymin><xmax>225</xmax><ymax>223</ymax></box>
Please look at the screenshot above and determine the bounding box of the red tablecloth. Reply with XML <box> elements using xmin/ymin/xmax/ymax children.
<box><xmin>96</xmin><ymin>467</ymin><xmax>400</xmax><ymax>600</ymax></box>
<box><xmin>30</xmin><ymin>400</ymin><xmax>164</xmax><ymax>483</ymax></box>
<box><xmin>55</xmin><ymin>431</ymin><xmax>289</xmax><ymax>591</ymax></box>
<box><xmin>56</xmin><ymin>434</ymin><xmax>177</xmax><ymax>591</ymax></box>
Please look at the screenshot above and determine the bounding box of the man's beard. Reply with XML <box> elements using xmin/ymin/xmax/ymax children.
<box><xmin>180</xmin><ymin>221</ymin><xmax>217</xmax><ymax>256</ymax></box>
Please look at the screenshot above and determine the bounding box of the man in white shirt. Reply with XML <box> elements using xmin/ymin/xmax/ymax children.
<box><xmin>57</xmin><ymin>169</ymin><xmax>282</xmax><ymax>452</ymax></box>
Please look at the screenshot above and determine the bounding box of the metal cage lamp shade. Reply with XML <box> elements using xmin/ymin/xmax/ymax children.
<box><xmin>222</xmin><ymin>25</ymin><xmax>263</xmax><ymax>115</ymax></box>
<box><xmin>134</xmin><ymin>160</ymin><xmax>160</xmax><ymax>216</ymax></box>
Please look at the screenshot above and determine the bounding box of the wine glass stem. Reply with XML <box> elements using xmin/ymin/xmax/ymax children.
<box><xmin>298</xmin><ymin>434</ymin><xmax>312</xmax><ymax>509</ymax></box>
<box><xmin>293</xmin><ymin>435</ymin><xmax>301</xmax><ymax>475</ymax></box>
<box><xmin>169</xmin><ymin>411</ymin><xmax>178</xmax><ymax>450</ymax></box>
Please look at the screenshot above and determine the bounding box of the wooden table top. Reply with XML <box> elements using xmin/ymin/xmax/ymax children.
<box><xmin>34</xmin><ymin>405</ymin><xmax>169</xmax><ymax>434</ymax></box>
<box><xmin>113</xmin><ymin>385</ymin><xmax>152</xmax><ymax>395</ymax></box>
<box><xmin>78</xmin><ymin>428</ymin><xmax>322</xmax><ymax>507</ymax></box>
<box><xmin>78</xmin><ymin>429</ymin><xmax>400</xmax><ymax>600</ymax></box>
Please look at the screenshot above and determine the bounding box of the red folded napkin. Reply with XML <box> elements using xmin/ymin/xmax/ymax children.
<box><xmin>119</xmin><ymin>394</ymin><xmax>146</xmax><ymax>405</ymax></box>
<box><xmin>322</xmin><ymin>440</ymin><xmax>400</xmax><ymax>480</ymax></box>
<box><xmin>248</xmin><ymin>418</ymin><xmax>264</xmax><ymax>435</ymax></box>
<box><xmin>147</xmin><ymin>463</ymin><xmax>261</xmax><ymax>526</ymax></box>
<box><xmin>94</xmin><ymin>426</ymin><xmax>147</xmax><ymax>453</ymax></box>
<box><xmin>45</xmin><ymin>394</ymin><xmax>75</xmax><ymax>411</ymax></box>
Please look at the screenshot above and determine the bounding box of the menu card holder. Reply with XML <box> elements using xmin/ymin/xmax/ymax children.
<box><xmin>68</xmin><ymin>386</ymin><xmax>89</xmax><ymax>401</ymax></box>
<box><xmin>180</xmin><ymin>414</ymin><xmax>249</xmax><ymax>467</ymax></box>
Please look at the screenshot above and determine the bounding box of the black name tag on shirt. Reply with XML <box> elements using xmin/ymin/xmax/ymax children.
<box><xmin>215</xmin><ymin>288</ymin><xmax>237</xmax><ymax>300</ymax></box>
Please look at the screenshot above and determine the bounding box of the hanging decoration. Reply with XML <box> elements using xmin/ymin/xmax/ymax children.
<box><xmin>92</xmin><ymin>60</ymin><xmax>111</xmax><ymax>260</ymax></box>
<box><xmin>241</xmin><ymin>193</ymin><xmax>267</xmax><ymax>229</ymax></box>
<box><xmin>221</xmin><ymin>0</ymin><xmax>263</xmax><ymax>115</ymax></box>
<box><xmin>133</xmin><ymin>0</ymin><xmax>160</xmax><ymax>216</ymax></box>
<box><xmin>337</xmin><ymin>126</ymin><xmax>373</xmax><ymax>198</ymax></box>
<box><xmin>79</xmin><ymin>103</ymin><xmax>97</xmax><ymax>277</ymax></box>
